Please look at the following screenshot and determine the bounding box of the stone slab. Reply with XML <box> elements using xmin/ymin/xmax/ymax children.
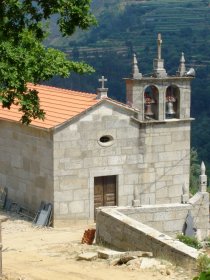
<box><xmin>97</xmin><ymin>249</ymin><xmax>125</xmax><ymax>259</ymax></box>
<box><xmin>98</xmin><ymin>249</ymin><xmax>153</xmax><ymax>260</ymax></box>
<box><xmin>78</xmin><ymin>252</ymin><xmax>98</xmax><ymax>261</ymax></box>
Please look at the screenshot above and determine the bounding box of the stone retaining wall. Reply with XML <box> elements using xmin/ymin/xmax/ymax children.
<box><xmin>117</xmin><ymin>192</ymin><xmax>209</xmax><ymax>240</ymax></box>
<box><xmin>118</xmin><ymin>204</ymin><xmax>191</xmax><ymax>238</ymax></box>
<box><xmin>96</xmin><ymin>208</ymin><xmax>199</xmax><ymax>269</ymax></box>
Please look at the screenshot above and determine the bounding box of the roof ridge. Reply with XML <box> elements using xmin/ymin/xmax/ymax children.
<box><xmin>27</xmin><ymin>83</ymin><xmax>96</xmax><ymax>97</ymax></box>
<box><xmin>105</xmin><ymin>97</ymin><xmax>135</xmax><ymax>111</ymax></box>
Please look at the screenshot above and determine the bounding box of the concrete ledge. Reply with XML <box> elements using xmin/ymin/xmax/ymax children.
<box><xmin>96</xmin><ymin>208</ymin><xmax>199</xmax><ymax>269</ymax></box>
<box><xmin>131</xmin><ymin>116</ymin><xmax>194</xmax><ymax>125</ymax></box>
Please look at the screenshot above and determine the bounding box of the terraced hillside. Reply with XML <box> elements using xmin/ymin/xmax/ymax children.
<box><xmin>48</xmin><ymin>0</ymin><xmax>210</xmax><ymax>56</ymax></box>
<box><xmin>46</xmin><ymin>0</ymin><xmax>210</xmax><ymax>176</ymax></box>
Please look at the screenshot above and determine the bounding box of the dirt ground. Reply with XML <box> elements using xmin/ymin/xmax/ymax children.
<box><xmin>0</xmin><ymin>212</ymin><xmax>197</xmax><ymax>280</ymax></box>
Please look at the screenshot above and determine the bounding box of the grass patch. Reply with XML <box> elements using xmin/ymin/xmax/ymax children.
<box><xmin>177</xmin><ymin>234</ymin><xmax>202</xmax><ymax>249</ymax></box>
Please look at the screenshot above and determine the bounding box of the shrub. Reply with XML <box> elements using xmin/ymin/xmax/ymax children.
<box><xmin>197</xmin><ymin>254</ymin><xmax>210</xmax><ymax>273</ymax></box>
<box><xmin>193</xmin><ymin>270</ymin><xmax>210</xmax><ymax>280</ymax></box>
<box><xmin>193</xmin><ymin>254</ymin><xmax>210</xmax><ymax>280</ymax></box>
<box><xmin>176</xmin><ymin>234</ymin><xmax>202</xmax><ymax>249</ymax></box>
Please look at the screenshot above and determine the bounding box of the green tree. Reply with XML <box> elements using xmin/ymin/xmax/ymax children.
<box><xmin>0</xmin><ymin>0</ymin><xmax>96</xmax><ymax>124</ymax></box>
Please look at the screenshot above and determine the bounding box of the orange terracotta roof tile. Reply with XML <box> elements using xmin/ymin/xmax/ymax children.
<box><xmin>0</xmin><ymin>84</ymin><xmax>99</xmax><ymax>129</ymax></box>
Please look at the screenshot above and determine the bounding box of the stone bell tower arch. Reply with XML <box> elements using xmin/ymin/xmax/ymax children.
<box><xmin>125</xmin><ymin>34</ymin><xmax>194</xmax><ymax>204</ymax></box>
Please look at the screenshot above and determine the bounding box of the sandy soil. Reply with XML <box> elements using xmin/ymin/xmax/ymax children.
<box><xmin>0</xmin><ymin>212</ymin><xmax>197</xmax><ymax>280</ymax></box>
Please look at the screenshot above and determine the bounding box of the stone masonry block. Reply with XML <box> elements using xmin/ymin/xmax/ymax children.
<box><xmin>153</xmin><ymin>211</ymin><xmax>176</xmax><ymax>221</ymax></box>
<box><xmin>165</xmin><ymin>142</ymin><xmax>189</xmax><ymax>152</ymax></box>
<box><xmin>60</xmin><ymin>202</ymin><xmax>69</xmax><ymax>215</ymax></box>
<box><xmin>152</xmin><ymin>135</ymin><xmax>172</xmax><ymax>146</ymax></box>
<box><xmin>80</xmin><ymin>114</ymin><xmax>93</xmax><ymax>122</ymax></box>
<box><xmin>171</xmin><ymin>132</ymin><xmax>189</xmax><ymax>142</ymax></box>
<box><xmin>173</xmin><ymin>174</ymin><xmax>186</xmax><ymax>185</ymax></box>
<box><xmin>59</xmin><ymin>176</ymin><xmax>87</xmax><ymax>190</ymax></box>
<box><xmin>108</xmin><ymin>155</ymin><xmax>126</xmax><ymax>165</ymax></box>
<box><xmin>155</xmin><ymin>181</ymin><xmax>167</xmax><ymax>190</ymax></box>
<box><xmin>141</xmin><ymin>193</ymin><xmax>155</xmax><ymax>205</ymax></box>
<box><xmin>148</xmin><ymin>221</ymin><xmax>164</xmax><ymax>232</ymax></box>
<box><xmin>69</xmin><ymin>124</ymin><xmax>78</xmax><ymax>131</ymax></box>
<box><xmin>69</xmin><ymin>200</ymin><xmax>84</xmax><ymax>214</ymax></box>
<box><xmin>144</xmin><ymin>152</ymin><xmax>159</xmax><ymax>162</ymax></box>
<box><xmin>159</xmin><ymin>151</ymin><xmax>181</xmax><ymax>162</ymax></box>
<box><xmin>96</xmin><ymin>147</ymin><xmax>117</xmax><ymax>157</ymax></box>
<box><xmin>124</xmin><ymin>174</ymin><xmax>139</xmax><ymax>185</ymax></box>
<box><xmin>169</xmin><ymin>165</ymin><xmax>186</xmax><ymax>176</ymax></box>
<box><xmin>12</xmin><ymin>155</ymin><xmax>23</xmax><ymax>168</ymax></box>
<box><xmin>141</xmin><ymin>173</ymin><xmax>156</xmax><ymax>184</ymax></box>
<box><xmin>152</xmin><ymin>145</ymin><xmax>165</xmax><ymax>153</ymax></box>
<box><xmin>54</xmin><ymin>148</ymin><xmax>65</xmax><ymax>158</ymax></box>
<box><xmin>117</xmin><ymin>128</ymin><xmax>139</xmax><ymax>139</ymax></box>
<box><xmin>73</xmin><ymin>189</ymin><xmax>89</xmax><ymax>200</ymax></box>
<box><xmin>122</xmin><ymin>185</ymin><xmax>134</xmax><ymax>195</ymax></box>
<box><xmin>156</xmin><ymin>187</ymin><xmax>168</xmax><ymax>199</ymax></box>
<box><xmin>54</xmin><ymin>202</ymin><xmax>59</xmax><ymax>214</ymax></box>
<box><xmin>65</xmin><ymin>159</ymin><xmax>83</xmax><ymax>170</ymax></box>
<box><xmin>54</xmin><ymin>190</ymin><xmax>73</xmax><ymax>202</ymax></box>
<box><xmin>175</xmin><ymin>210</ymin><xmax>189</xmax><ymax>219</ymax></box>
<box><xmin>64</xmin><ymin>148</ymin><xmax>82</xmax><ymax>158</ymax></box>
<box><xmin>131</xmin><ymin>213</ymin><xmax>154</xmax><ymax>223</ymax></box>
<box><xmin>96</xmin><ymin>129</ymin><xmax>116</xmax><ymax>139</ymax></box>
<box><xmin>93</xmin><ymin>157</ymin><xmax>108</xmax><ymax>167</ymax></box>
<box><xmin>163</xmin><ymin>219</ymin><xmax>184</xmax><ymax>232</ymax></box>
<box><xmin>168</xmin><ymin>185</ymin><xmax>182</xmax><ymax>198</ymax></box>
<box><xmin>98</xmin><ymin>104</ymin><xmax>114</xmax><ymax>116</ymax></box>
<box><xmin>126</xmin><ymin>154</ymin><xmax>143</xmax><ymax>164</ymax></box>
<box><xmin>118</xmin><ymin>195</ymin><xmax>128</xmax><ymax>206</ymax></box>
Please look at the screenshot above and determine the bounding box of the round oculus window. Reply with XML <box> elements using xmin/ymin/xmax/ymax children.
<box><xmin>98</xmin><ymin>135</ymin><xmax>114</xmax><ymax>147</ymax></box>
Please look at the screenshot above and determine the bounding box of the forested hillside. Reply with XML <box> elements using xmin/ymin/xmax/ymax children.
<box><xmin>46</xmin><ymin>0</ymin><xmax>210</xmax><ymax>175</ymax></box>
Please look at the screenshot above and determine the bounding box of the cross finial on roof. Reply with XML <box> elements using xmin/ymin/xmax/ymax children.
<box><xmin>99</xmin><ymin>76</ymin><xmax>107</xmax><ymax>89</ymax></box>
<box><xmin>157</xmin><ymin>33</ymin><xmax>162</xmax><ymax>60</ymax></box>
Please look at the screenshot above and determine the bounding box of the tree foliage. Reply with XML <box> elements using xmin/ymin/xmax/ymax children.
<box><xmin>0</xmin><ymin>0</ymin><xmax>96</xmax><ymax>124</ymax></box>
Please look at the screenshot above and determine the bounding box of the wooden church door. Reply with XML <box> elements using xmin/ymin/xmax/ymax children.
<box><xmin>94</xmin><ymin>175</ymin><xmax>117</xmax><ymax>219</ymax></box>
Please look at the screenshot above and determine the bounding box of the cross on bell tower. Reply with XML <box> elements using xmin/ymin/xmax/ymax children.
<box><xmin>157</xmin><ymin>33</ymin><xmax>162</xmax><ymax>60</ymax></box>
<box><xmin>96</xmin><ymin>75</ymin><xmax>108</xmax><ymax>99</ymax></box>
<box><xmin>153</xmin><ymin>33</ymin><xmax>167</xmax><ymax>78</ymax></box>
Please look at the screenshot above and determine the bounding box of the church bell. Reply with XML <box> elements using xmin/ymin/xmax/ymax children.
<box><xmin>166</xmin><ymin>101</ymin><xmax>175</xmax><ymax>117</ymax></box>
<box><xmin>145</xmin><ymin>103</ymin><xmax>154</xmax><ymax>116</ymax></box>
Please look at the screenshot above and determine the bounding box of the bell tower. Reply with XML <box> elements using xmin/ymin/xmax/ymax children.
<box><xmin>125</xmin><ymin>34</ymin><xmax>194</xmax><ymax>204</ymax></box>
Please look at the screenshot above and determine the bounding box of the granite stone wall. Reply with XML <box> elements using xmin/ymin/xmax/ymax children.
<box><xmin>0</xmin><ymin>120</ymin><xmax>53</xmax><ymax>211</ymax></box>
<box><xmin>137</xmin><ymin>120</ymin><xmax>191</xmax><ymax>205</ymax></box>
<box><xmin>96</xmin><ymin>208</ymin><xmax>199</xmax><ymax>268</ymax></box>
<box><xmin>53</xmin><ymin>103</ymin><xmax>140</xmax><ymax>222</ymax></box>
<box><xmin>118</xmin><ymin>191</ymin><xmax>209</xmax><ymax>240</ymax></box>
<box><xmin>118</xmin><ymin>204</ymin><xmax>191</xmax><ymax>238</ymax></box>
<box><xmin>53</xmin><ymin>101</ymin><xmax>191</xmax><ymax>222</ymax></box>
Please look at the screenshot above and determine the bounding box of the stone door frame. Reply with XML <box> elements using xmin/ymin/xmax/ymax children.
<box><xmin>89</xmin><ymin>167</ymin><xmax>123</xmax><ymax>220</ymax></box>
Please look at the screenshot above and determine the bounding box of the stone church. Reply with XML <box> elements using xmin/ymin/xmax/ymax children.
<box><xmin>0</xmin><ymin>34</ymin><xmax>194</xmax><ymax>224</ymax></box>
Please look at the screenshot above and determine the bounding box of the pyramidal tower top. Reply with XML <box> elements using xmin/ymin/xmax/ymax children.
<box><xmin>177</xmin><ymin>52</ymin><xmax>186</xmax><ymax>77</ymax></box>
<box><xmin>153</xmin><ymin>33</ymin><xmax>167</xmax><ymax>78</ymax></box>
<box><xmin>132</xmin><ymin>53</ymin><xmax>142</xmax><ymax>79</ymax></box>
